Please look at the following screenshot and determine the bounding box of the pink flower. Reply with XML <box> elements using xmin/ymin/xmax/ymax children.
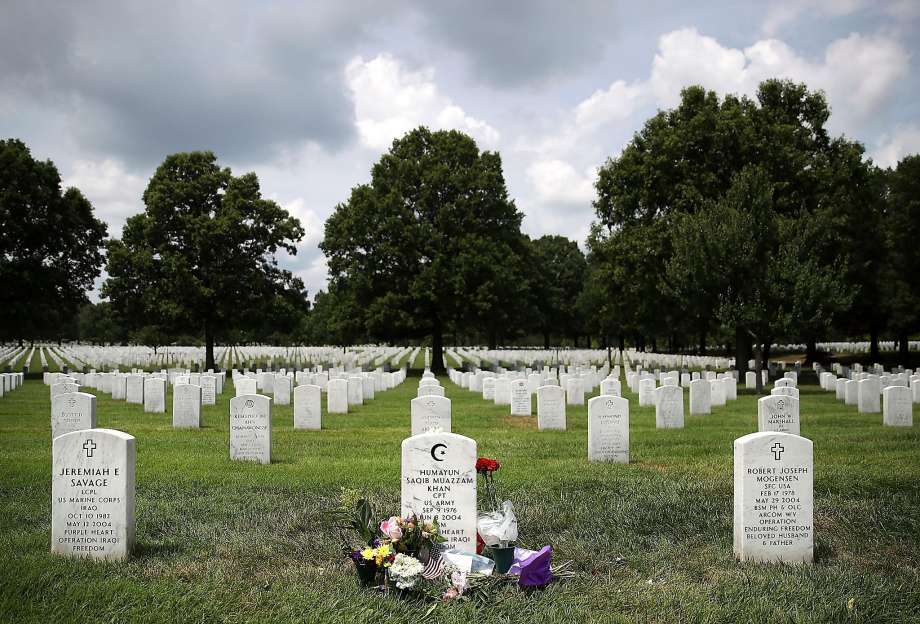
<box><xmin>380</xmin><ymin>516</ymin><xmax>403</xmax><ymax>541</ymax></box>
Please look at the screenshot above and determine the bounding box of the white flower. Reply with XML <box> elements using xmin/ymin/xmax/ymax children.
<box><xmin>389</xmin><ymin>554</ymin><xmax>424</xmax><ymax>590</ymax></box>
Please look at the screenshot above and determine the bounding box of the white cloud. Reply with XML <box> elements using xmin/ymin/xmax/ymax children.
<box><xmin>345</xmin><ymin>53</ymin><xmax>500</xmax><ymax>150</ymax></box>
<box><xmin>648</xmin><ymin>28</ymin><xmax>909</xmax><ymax>131</ymax></box>
<box><xmin>871</xmin><ymin>124</ymin><xmax>920</xmax><ymax>168</ymax></box>
<box><xmin>526</xmin><ymin>159</ymin><xmax>596</xmax><ymax>205</ymax></box>
<box><xmin>62</xmin><ymin>158</ymin><xmax>146</xmax><ymax>237</ymax></box>
<box><xmin>574</xmin><ymin>79</ymin><xmax>647</xmax><ymax>129</ymax></box>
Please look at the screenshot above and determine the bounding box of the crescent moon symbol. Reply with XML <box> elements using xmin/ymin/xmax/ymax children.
<box><xmin>430</xmin><ymin>443</ymin><xmax>447</xmax><ymax>461</ymax></box>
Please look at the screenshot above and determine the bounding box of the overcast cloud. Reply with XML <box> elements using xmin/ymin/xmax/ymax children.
<box><xmin>1</xmin><ymin>1</ymin><xmax>918</xmax><ymax>301</ymax></box>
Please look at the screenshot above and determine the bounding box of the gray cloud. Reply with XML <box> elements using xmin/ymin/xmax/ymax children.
<box><xmin>415</xmin><ymin>0</ymin><xmax>621</xmax><ymax>87</ymax></box>
<box><xmin>0</xmin><ymin>1</ymin><xmax>394</xmax><ymax>167</ymax></box>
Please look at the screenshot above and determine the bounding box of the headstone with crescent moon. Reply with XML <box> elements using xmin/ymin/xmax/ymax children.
<box><xmin>401</xmin><ymin>431</ymin><xmax>477</xmax><ymax>553</ymax></box>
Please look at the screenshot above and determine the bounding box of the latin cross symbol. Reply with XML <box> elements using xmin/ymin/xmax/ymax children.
<box><xmin>83</xmin><ymin>439</ymin><xmax>97</xmax><ymax>458</ymax></box>
<box><xmin>771</xmin><ymin>442</ymin><xmax>784</xmax><ymax>461</ymax></box>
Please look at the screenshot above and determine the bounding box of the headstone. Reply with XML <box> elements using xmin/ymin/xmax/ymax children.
<box><xmin>229</xmin><ymin>394</ymin><xmax>272</xmax><ymax>464</ymax></box>
<box><xmin>566</xmin><ymin>377</ymin><xmax>584</xmax><ymax>406</ymax></box>
<box><xmin>347</xmin><ymin>376</ymin><xmax>364</xmax><ymax>406</ymax></box>
<box><xmin>410</xmin><ymin>395</ymin><xmax>451</xmax><ymax>435</ymax></box>
<box><xmin>418</xmin><ymin>384</ymin><xmax>445</xmax><ymax>397</ymax></box>
<box><xmin>401</xmin><ymin>431</ymin><xmax>476</xmax><ymax>553</ymax></box>
<box><xmin>510</xmin><ymin>380</ymin><xmax>531</xmax><ymax>416</ymax></box>
<box><xmin>758</xmin><ymin>395</ymin><xmax>800</xmax><ymax>436</ymax></box>
<box><xmin>844</xmin><ymin>379</ymin><xmax>858</xmax><ymax>406</ymax></box>
<box><xmin>638</xmin><ymin>378</ymin><xmax>656</xmax><ymax>407</ymax></box>
<box><xmin>143</xmin><ymin>378</ymin><xmax>166</xmax><ymax>413</ymax></box>
<box><xmin>536</xmin><ymin>385</ymin><xmax>566</xmax><ymax>430</ymax></box>
<box><xmin>654</xmin><ymin>385</ymin><xmax>684</xmax><ymax>429</ymax></box>
<box><xmin>482</xmin><ymin>377</ymin><xmax>495</xmax><ymax>401</ymax></box>
<box><xmin>200</xmin><ymin>375</ymin><xmax>217</xmax><ymax>406</ymax></box>
<box><xmin>172</xmin><ymin>384</ymin><xmax>201</xmax><ymax>429</ymax></box>
<box><xmin>493</xmin><ymin>378</ymin><xmax>511</xmax><ymax>405</ymax></box>
<box><xmin>733</xmin><ymin>431</ymin><xmax>813</xmax><ymax>564</ymax></box>
<box><xmin>327</xmin><ymin>378</ymin><xmax>348</xmax><ymax>414</ymax></box>
<box><xmin>125</xmin><ymin>375</ymin><xmax>144</xmax><ymax>404</ymax></box>
<box><xmin>273</xmin><ymin>375</ymin><xmax>292</xmax><ymax>406</ymax></box>
<box><xmin>858</xmin><ymin>378</ymin><xmax>881</xmax><ymax>413</ymax></box>
<box><xmin>51</xmin><ymin>382</ymin><xmax>80</xmax><ymax>398</ymax></box>
<box><xmin>235</xmin><ymin>377</ymin><xmax>257</xmax><ymax>397</ymax></box>
<box><xmin>745</xmin><ymin>371</ymin><xmax>757</xmax><ymax>389</ymax></box>
<box><xmin>51</xmin><ymin>392</ymin><xmax>97</xmax><ymax>439</ymax></box>
<box><xmin>293</xmin><ymin>384</ymin><xmax>322</xmax><ymax>430</ymax></box>
<box><xmin>710</xmin><ymin>379</ymin><xmax>726</xmax><ymax>407</ymax></box>
<box><xmin>52</xmin><ymin>429</ymin><xmax>135</xmax><ymax>560</ymax></box>
<box><xmin>600</xmin><ymin>377</ymin><xmax>621</xmax><ymax>397</ymax></box>
<box><xmin>587</xmin><ymin>396</ymin><xmax>629</xmax><ymax>463</ymax></box>
<box><xmin>882</xmin><ymin>386</ymin><xmax>913</xmax><ymax>427</ymax></box>
<box><xmin>689</xmin><ymin>379</ymin><xmax>711</xmax><ymax>415</ymax></box>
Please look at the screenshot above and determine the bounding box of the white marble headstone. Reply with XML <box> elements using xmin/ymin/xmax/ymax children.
<box><xmin>588</xmin><ymin>395</ymin><xmax>629</xmax><ymax>463</ymax></box>
<box><xmin>758</xmin><ymin>395</ymin><xmax>800</xmax><ymax>436</ymax></box>
<box><xmin>51</xmin><ymin>392</ymin><xmax>97</xmax><ymax>439</ymax></box>
<box><xmin>327</xmin><ymin>378</ymin><xmax>348</xmax><ymax>414</ymax></box>
<box><xmin>537</xmin><ymin>385</ymin><xmax>566</xmax><ymax>431</ymax></box>
<box><xmin>293</xmin><ymin>384</ymin><xmax>322</xmax><ymax>430</ymax></box>
<box><xmin>510</xmin><ymin>379</ymin><xmax>531</xmax><ymax>416</ymax></box>
<box><xmin>172</xmin><ymin>383</ymin><xmax>201</xmax><ymax>429</ymax></box>
<box><xmin>882</xmin><ymin>386</ymin><xmax>913</xmax><ymax>427</ymax></box>
<box><xmin>654</xmin><ymin>385</ymin><xmax>684</xmax><ymax>429</ymax></box>
<box><xmin>52</xmin><ymin>429</ymin><xmax>135</xmax><ymax>560</ymax></box>
<box><xmin>401</xmin><ymin>431</ymin><xmax>476</xmax><ymax>553</ymax></box>
<box><xmin>410</xmin><ymin>395</ymin><xmax>451</xmax><ymax>435</ymax></box>
<box><xmin>689</xmin><ymin>379</ymin><xmax>711</xmax><ymax>415</ymax></box>
<box><xmin>733</xmin><ymin>431</ymin><xmax>813</xmax><ymax>564</ymax></box>
<box><xmin>229</xmin><ymin>394</ymin><xmax>272</xmax><ymax>464</ymax></box>
<box><xmin>143</xmin><ymin>378</ymin><xmax>166</xmax><ymax>413</ymax></box>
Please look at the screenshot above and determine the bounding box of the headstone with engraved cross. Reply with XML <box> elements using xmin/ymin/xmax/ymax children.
<box><xmin>52</xmin><ymin>429</ymin><xmax>136</xmax><ymax>560</ymax></box>
<box><xmin>733</xmin><ymin>431</ymin><xmax>813</xmax><ymax>564</ymax></box>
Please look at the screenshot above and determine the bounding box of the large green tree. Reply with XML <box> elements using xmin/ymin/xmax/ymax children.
<box><xmin>0</xmin><ymin>139</ymin><xmax>108</xmax><ymax>344</ymax></box>
<box><xmin>103</xmin><ymin>151</ymin><xmax>306</xmax><ymax>370</ymax></box>
<box><xmin>883</xmin><ymin>154</ymin><xmax>920</xmax><ymax>363</ymax></box>
<box><xmin>528</xmin><ymin>235</ymin><xmax>586</xmax><ymax>348</ymax></box>
<box><xmin>321</xmin><ymin>127</ymin><xmax>525</xmax><ymax>372</ymax></box>
<box><xmin>592</xmin><ymin>80</ymin><xmax>870</xmax><ymax>368</ymax></box>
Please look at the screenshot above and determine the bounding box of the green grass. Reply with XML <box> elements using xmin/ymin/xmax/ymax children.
<box><xmin>1</xmin><ymin>371</ymin><xmax>918</xmax><ymax>623</ymax></box>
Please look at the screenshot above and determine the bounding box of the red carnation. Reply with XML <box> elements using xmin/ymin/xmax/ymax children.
<box><xmin>476</xmin><ymin>457</ymin><xmax>500</xmax><ymax>473</ymax></box>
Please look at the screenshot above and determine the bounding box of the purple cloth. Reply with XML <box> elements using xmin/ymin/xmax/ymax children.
<box><xmin>517</xmin><ymin>545</ymin><xmax>553</xmax><ymax>587</ymax></box>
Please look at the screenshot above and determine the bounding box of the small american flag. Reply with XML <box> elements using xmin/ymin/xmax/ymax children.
<box><xmin>422</xmin><ymin>544</ymin><xmax>445</xmax><ymax>579</ymax></box>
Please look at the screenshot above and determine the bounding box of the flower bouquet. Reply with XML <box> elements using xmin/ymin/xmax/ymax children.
<box><xmin>476</xmin><ymin>457</ymin><xmax>518</xmax><ymax>573</ymax></box>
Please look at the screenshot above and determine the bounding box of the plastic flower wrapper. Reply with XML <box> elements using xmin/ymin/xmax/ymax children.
<box><xmin>477</xmin><ymin>500</ymin><xmax>518</xmax><ymax>547</ymax></box>
<box><xmin>515</xmin><ymin>545</ymin><xmax>553</xmax><ymax>587</ymax></box>
<box><xmin>440</xmin><ymin>548</ymin><xmax>495</xmax><ymax>575</ymax></box>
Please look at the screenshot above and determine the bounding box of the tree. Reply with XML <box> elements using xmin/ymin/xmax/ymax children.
<box><xmin>321</xmin><ymin>127</ymin><xmax>525</xmax><ymax>373</ymax></box>
<box><xmin>593</xmin><ymin>80</ymin><xmax>868</xmax><ymax>368</ymax></box>
<box><xmin>528</xmin><ymin>235</ymin><xmax>586</xmax><ymax>348</ymax></box>
<box><xmin>103</xmin><ymin>151</ymin><xmax>306</xmax><ymax>370</ymax></box>
<box><xmin>883</xmin><ymin>154</ymin><xmax>920</xmax><ymax>363</ymax></box>
<box><xmin>0</xmin><ymin>139</ymin><xmax>107</xmax><ymax>344</ymax></box>
<box><xmin>77</xmin><ymin>302</ymin><xmax>127</xmax><ymax>345</ymax></box>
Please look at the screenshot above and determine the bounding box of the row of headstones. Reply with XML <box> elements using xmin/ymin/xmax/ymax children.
<box><xmin>0</xmin><ymin>371</ymin><xmax>24</xmax><ymax>397</ymax></box>
<box><xmin>818</xmin><ymin>369</ymin><xmax>915</xmax><ymax>427</ymax></box>
<box><xmin>50</xmin><ymin>421</ymin><xmax>812</xmax><ymax>565</ymax></box>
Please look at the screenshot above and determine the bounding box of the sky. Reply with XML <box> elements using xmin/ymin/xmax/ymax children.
<box><xmin>2</xmin><ymin>0</ymin><xmax>918</xmax><ymax>302</ymax></box>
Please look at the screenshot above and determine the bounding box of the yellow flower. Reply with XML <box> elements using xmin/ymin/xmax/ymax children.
<box><xmin>361</xmin><ymin>548</ymin><xmax>374</xmax><ymax>561</ymax></box>
<box><xmin>377</xmin><ymin>544</ymin><xmax>391</xmax><ymax>557</ymax></box>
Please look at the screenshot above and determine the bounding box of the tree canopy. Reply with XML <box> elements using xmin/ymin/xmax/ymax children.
<box><xmin>321</xmin><ymin>127</ymin><xmax>526</xmax><ymax>371</ymax></box>
<box><xmin>103</xmin><ymin>151</ymin><xmax>306</xmax><ymax>369</ymax></box>
<box><xmin>0</xmin><ymin>138</ymin><xmax>108</xmax><ymax>344</ymax></box>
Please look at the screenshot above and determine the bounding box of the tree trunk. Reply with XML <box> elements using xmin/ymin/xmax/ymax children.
<box><xmin>762</xmin><ymin>340</ymin><xmax>772</xmax><ymax>372</ymax></box>
<box><xmin>735</xmin><ymin>326</ymin><xmax>750</xmax><ymax>375</ymax></box>
<box><xmin>870</xmin><ymin>326</ymin><xmax>880</xmax><ymax>363</ymax></box>
<box><xmin>488</xmin><ymin>329</ymin><xmax>497</xmax><ymax>351</ymax></box>
<box><xmin>543</xmin><ymin>331</ymin><xmax>550</xmax><ymax>350</ymax></box>
<box><xmin>432</xmin><ymin>319</ymin><xmax>446</xmax><ymax>374</ymax></box>
<box><xmin>805</xmin><ymin>338</ymin><xmax>818</xmax><ymax>365</ymax></box>
<box><xmin>753</xmin><ymin>341</ymin><xmax>764</xmax><ymax>394</ymax></box>
<box><xmin>618</xmin><ymin>334</ymin><xmax>625</xmax><ymax>352</ymax></box>
<box><xmin>205</xmin><ymin>321</ymin><xmax>215</xmax><ymax>372</ymax></box>
<box><xmin>651</xmin><ymin>337</ymin><xmax>658</xmax><ymax>352</ymax></box>
<box><xmin>607</xmin><ymin>344</ymin><xmax>612</xmax><ymax>368</ymax></box>
<box><xmin>698</xmin><ymin>328</ymin><xmax>706</xmax><ymax>355</ymax></box>
<box><xmin>898</xmin><ymin>330</ymin><xmax>909</xmax><ymax>365</ymax></box>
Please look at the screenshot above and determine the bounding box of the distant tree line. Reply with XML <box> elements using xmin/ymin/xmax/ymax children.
<box><xmin>2</xmin><ymin>79</ymin><xmax>917</xmax><ymax>373</ymax></box>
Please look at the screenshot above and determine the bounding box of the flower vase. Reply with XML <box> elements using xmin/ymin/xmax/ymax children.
<box><xmin>353</xmin><ymin>560</ymin><xmax>378</xmax><ymax>587</ymax></box>
<box><xmin>490</xmin><ymin>545</ymin><xmax>516</xmax><ymax>574</ymax></box>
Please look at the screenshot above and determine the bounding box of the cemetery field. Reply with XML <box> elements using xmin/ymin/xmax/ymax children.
<box><xmin>1</xmin><ymin>375</ymin><xmax>919</xmax><ymax>624</ymax></box>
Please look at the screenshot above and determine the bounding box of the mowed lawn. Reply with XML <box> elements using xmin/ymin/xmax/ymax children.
<box><xmin>1</xmin><ymin>370</ymin><xmax>918</xmax><ymax>623</ymax></box>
